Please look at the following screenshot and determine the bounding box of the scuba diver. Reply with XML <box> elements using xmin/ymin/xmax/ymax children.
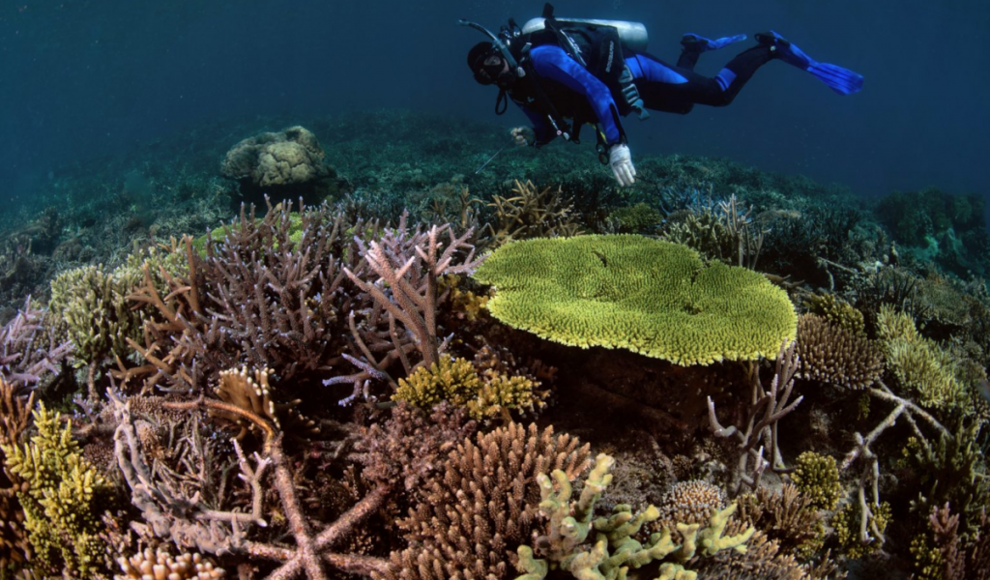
<box><xmin>463</xmin><ymin>5</ymin><xmax>864</xmax><ymax>187</ymax></box>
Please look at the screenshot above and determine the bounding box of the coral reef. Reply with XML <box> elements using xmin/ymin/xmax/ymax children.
<box><xmin>0</xmin><ymin>109</ymin><xmax>987</xmax><ymax>580</ymax></box>
<box><xmin>473</xmin><ymin>234</ymin><xmax>797</xmax><ymax>366</ymax></box>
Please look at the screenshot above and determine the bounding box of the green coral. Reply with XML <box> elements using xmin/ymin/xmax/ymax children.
<box><xmin>609</xmin><ymin>203</ymin><xmax>662</xmax><ymax>234</ymax></box>
<box><xmin>515</xmin><ymin>453</ymin><xmax>754</xmax><ymax>580</ymax></box>
<box><xmin>898</xmin><ymin>422</ymin><xmax>990</xmax><ymax>539</ymax></box>
<box><xmin>832</xmin><ymin>500</ymin><xmax>892</xmax><ymax>559</ymax></box>
<box><xmin>48</xmin><ymin>264</ymin><xmax>144</xmax><ymax>366</ymax></box>
<box><xmin>876</xmin><ymin>305</ymin><xmax>967</xmax><ymax>410</ymax></box>
<box><xmin>791</xmin><ymin>451</ymin><xmax>844</xmax><ymax>511</ymax></box>
<box><xmin>0</xmin><ymin>405</ymin><xmax>113</xmax><ymax>577</ymax></box>
<box><xmin>48</xmin><ymin>245</ymin><xmax>187</xmax><ymax>368</ymax></box>
<box><xmin>472</xmin><ymin>235</ymin><xmax>796</xmax><ymax>366</ymax></box>
<box><xmin>393</xmin><ymin>355</ymin><xmax>546</xmax><ymax>421</ymax></box>
<box><xmin>804</xmin><ymin>292</ymin><xmax>865</xmax><ymax>335</ymax></box>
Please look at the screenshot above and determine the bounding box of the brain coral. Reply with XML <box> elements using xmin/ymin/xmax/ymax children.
<box><xmin>221</xmin><ymin>126</ymin><xmax>329</xmax><ymax>189</ymax></box>
<box><xmin>471</xmin><ymin>234</ymin><xmax>796</xmax><ymax>366</ymax></box>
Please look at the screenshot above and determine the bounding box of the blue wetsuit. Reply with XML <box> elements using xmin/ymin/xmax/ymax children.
<box><xmin>516</xmin><ymin>42</ymin><xmax>774</xmax><ymax>147</ymax></box>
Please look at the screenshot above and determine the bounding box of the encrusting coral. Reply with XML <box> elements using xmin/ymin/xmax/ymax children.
<box><xmin>472</xmin><ymin>234</ymin><xmax>797</xmax><ymax>366</ymax></box>
<box><xmin>1</xmin><ymin>404</ymin><xmax>114</xmax><ymax>577</ymax></box>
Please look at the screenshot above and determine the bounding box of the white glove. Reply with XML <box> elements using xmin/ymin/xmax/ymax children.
<box><xmin>510</xmin><ymin>126</ymin><xmax>535</xmax><ymax>147</ymax></box>
<box><xmin>608</xmin><ymin>144</ymin><xmax>636</xmax><ymax>186</ymax></box>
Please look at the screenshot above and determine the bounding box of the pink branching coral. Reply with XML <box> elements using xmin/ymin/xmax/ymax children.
<box><xmin>327</xmin><ymin>213</ymin><xmax>484</xmax><ymax>404</ymax></box>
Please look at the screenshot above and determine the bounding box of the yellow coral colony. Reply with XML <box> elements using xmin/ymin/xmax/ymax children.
<box><xmin>472</xmin><ymin>235</ymin><xmax>796</xmax><ymax>366</ymax></box>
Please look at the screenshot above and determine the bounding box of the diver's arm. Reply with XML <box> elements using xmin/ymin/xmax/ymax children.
<box><xmin>518</xmin><ymin>105</ymin><xmax>553</xmax><ymax>146</ymax></box>
<box><xmin>529</xmin><ymin>45</ymin><xmax>625</xmax><ymax>147</ymax></box>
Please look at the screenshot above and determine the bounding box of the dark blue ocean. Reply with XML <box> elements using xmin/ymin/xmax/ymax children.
<box><xmin>1</xmin><ymin>0</ymin><xmax>987</xmax><ymax>210</ymax></box>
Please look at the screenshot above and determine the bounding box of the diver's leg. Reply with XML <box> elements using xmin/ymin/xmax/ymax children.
<box><xmin>626</xmin><ymin>50</ymin><xmax>775</xmax><ymax>111</ymax></box>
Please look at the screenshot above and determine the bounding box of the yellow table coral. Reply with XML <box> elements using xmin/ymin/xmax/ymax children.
<box><xmin>472</xmin><ymin>235</ymin><xmax>796</xmax><ymax>366</ymax></box>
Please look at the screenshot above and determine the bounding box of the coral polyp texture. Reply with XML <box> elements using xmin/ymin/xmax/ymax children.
<box><xmin>472</xmin><ymin>234</ymin><xmax>797</xmax><ymax>366</ymax></box>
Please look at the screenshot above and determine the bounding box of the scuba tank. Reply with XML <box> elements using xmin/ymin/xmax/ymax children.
<box><xmin>520</xmin><ymin>17</ymin><xmax>648</xmax><ymax>53</ymax></box>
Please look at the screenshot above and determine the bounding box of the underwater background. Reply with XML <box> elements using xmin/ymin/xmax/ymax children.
<box><xmin>1</xmin><ymin>1</ymin><xmax>990</xmax><ymax>580</ymax></box>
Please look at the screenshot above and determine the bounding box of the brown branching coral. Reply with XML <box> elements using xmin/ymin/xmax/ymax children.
<box><xmin>483</xmin><ymin>179</ymin><xmax>583</xmax><ymax>246</ymax></box>
<box><xmin>375</xmin><ymin>422</ymin><xmax>591</xmax><ymax>580</ymax></box>
<box><xmin>708</xmin><ymin>340</ymin><xmax>804</xmax><ymax>495</ymax></box>
<box><xmin>913</xmin><ymin>503</ymin><xmax>990</xmax><ymax>580</ymax></box>
<box><xmin>796</xmin><ymin>313</ymin><xmax>883</xmax><ymax>390</ymax></box>
<box><xmin>350</xmin><ymin>401</ymin><xmax>476</xmax><ymax>495</ymax></box>
<box><xmin>0</xmin><ymin>375</ymin><xmax>32</xmax><ymax>569</ymax></box>
<box><xmin>736</xmin><ymin>483</ymin><xmax>825</xmax><ymax>559</ymax></box>
<box><xmin>117</xmin><ymin>199</ymin><xmax>352</xmax><ymax>394</ymax></box>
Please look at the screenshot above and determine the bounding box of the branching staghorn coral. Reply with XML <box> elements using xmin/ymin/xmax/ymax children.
<box><xmin>116</xmin><ymin>199</ymin><xmax>352</xmax><ymax>394</ymax></box>
<box><xmin>483</xmin><ymin>179</ymin><xmax>583</xmax><ymax>246</ymax></box>
<box><xmin>114</xmin><ymin>390</ymin><xmax>391</xmax><ymax>580</ymax></box>
<box><xmin>911</xmin><ymin>503</ymin><xmax>990</xmax><ymax>580</ymax></box>
<box><xmin>329</xmin><ymin>214</ymin><xmax>483</xmax><ymax>403</ymax></box>
<box><xmin>735</xmin><ymin>483</ymin><xmax>825</xmax><ymax>559</ymax></box>
<box><xmin>0</xmin><ymin>296</ymin><xmax>71</xmax><ymax>390</ymax></box>
<box><xmin>838</xmin><ymin>379</ymin><xmax>949</xmax><ymax>553</ymax></box>
<box><xmin>707</xmin><ymin>340</ymin><xmax>804</xmax><ymax>495</ymax></box>
<box><xmin>111</xmin><ymin>390</ymin><xmax>266</xmax><ymax>556</ymax></box>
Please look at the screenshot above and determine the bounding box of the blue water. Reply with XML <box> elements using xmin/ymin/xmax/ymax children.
<box><xmin>1</xmin><ymin>0</ymin><xmax>987</xmax><ymax>211</ymax></box>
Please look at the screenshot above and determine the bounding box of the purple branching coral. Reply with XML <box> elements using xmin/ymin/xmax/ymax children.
<box><xmin>117</xmin><ymin>199</ymin><xmax>355</xmax><ymax>394</ymax></box>
<box><xmin>0</xmin><ymin>296</ymin><xmax>71</xmax><ymax>390</ymax></box>
<box><xmin>326</xmin><ymin>214</ymin><xmax>484</xmax><ymax>404</ymax></box>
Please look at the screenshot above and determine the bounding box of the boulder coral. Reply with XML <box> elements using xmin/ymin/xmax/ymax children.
<box><xmin>220</xmin><ymin>126</ymin><xmax>342</xmax><ymax>204</ymax></box>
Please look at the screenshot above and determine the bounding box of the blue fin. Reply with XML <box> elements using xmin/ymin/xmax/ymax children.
<box><xmin>757</xmin><ymin>30</ymin><xmax>863</xmax><ymax>95</ymax></box>
<box><xmin>682</xmin><ymin>33</ymin><xmax>747</xmax><ymax>53</ymax></box>
<box><xmin>807</xmin><ymin>62</ymin><xmax>864</xmax><ymax>95</ymax></box>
